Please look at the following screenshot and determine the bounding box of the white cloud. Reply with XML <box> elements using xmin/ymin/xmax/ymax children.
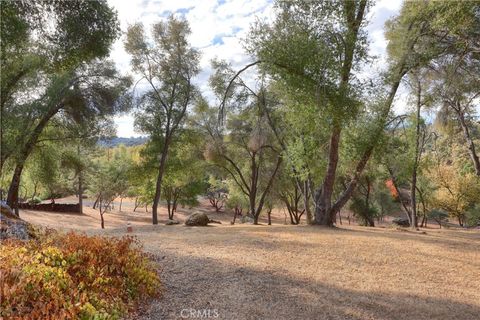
<box><xmin>107</xmin><ymin>0</ymin><xmax>404</xmax><ymax>137</ymax></box>
<box><xmin>114</xmin><ymin>113</ymin><xmax>140</xmax><ymax>137</ymax></box>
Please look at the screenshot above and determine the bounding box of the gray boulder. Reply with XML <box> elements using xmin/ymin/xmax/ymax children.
<box><xmin>185</xmin><ymin>212</ymin><xmax>221</xmax><ymax>226</ymax></box>
<box><xmin>392</xmin><ymin>217</ymin><xmax>410</xmax><ymax>227</ymax></box>
<box><xmin>1</xmin><ymin>203</ymin><xmax>35</xmax><ymax>240</ymax></box>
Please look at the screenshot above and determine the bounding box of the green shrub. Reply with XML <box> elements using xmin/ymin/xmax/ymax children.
<box><xmin>428</xmin><ymin>209</ymin><xmax>449</xmax><ymax>228</ymax></box>
<box><xmin>28</xmin><ymin>196</ymin><xmax>43</xmax><ymax>205</ymax></box>
<box><xmin>349</xmin><ymin>196</ymin><xmax>377</xmax><ymax>226</ymax></box>
<box><xmin>465</xmin><ymin>205</ymin><xmax>480</xmax><ymax>227</ymax></box>
<box><xmin>0</xmin><ymin>231</ymin><xmax>161</xmax><ymax>319</ymax></box>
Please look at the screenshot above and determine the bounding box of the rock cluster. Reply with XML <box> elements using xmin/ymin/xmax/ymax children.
<box><xmin>1</xmin><ymin>203</ymin><xmax>35</xmax><ymax>240</ymax></box>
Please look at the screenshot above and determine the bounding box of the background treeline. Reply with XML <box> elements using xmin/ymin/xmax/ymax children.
<box><xmin>1</xmin><ymin>0</ymin><xmax>480</xmax><ymax>229</ymax></box>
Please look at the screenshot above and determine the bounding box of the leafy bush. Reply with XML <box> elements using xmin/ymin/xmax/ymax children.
<box><xmin>465</xmin><ymin>205</ymin><xmax>480</xmax><ymax>227</ymax></box>
<box><xmin>28</xmin><ymin>196</ymin><xmax>43</xmax><ymax>205</ymax></box>
<box><xmin>428</xmin><ymin>209</ymin><xmax>449</xmax><ymax>228</ymax></box>
<box><xmin>0</xmin><ymin>231</ymin><xmax>161</xmax><ymax>319</ymax></box>
<box><xmin>349</xmin><ymin>196</ymin><xmax>377</xmax><ymax>226</ymax></box>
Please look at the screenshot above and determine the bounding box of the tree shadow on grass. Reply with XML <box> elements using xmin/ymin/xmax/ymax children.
<box><xmin>142</xmin><ymin>250</ymin><xmax>479</xmax><ymax>320</ymax></box>
<box><xmin>238</xmin><ymin>225</ymin><xmax>480</xmax><ymax>255</ymax></box>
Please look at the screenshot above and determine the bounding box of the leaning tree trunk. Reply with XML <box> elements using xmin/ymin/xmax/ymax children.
<box><xmin>6</xmin><ymin>97</ymin><xmax>64</xmax><ymax>214</ymax></box>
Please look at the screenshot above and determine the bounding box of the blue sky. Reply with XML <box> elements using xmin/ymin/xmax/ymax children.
<box><xmin>107</xmin><ymin>0</ymin><xmax>404</xmax><ymax>137</ymax></box>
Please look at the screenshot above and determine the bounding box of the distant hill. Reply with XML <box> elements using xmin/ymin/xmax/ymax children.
<box><xmin>98</xmin><ymin>136</ymin><xmax>148</xmax><ymax>148</ymax></box>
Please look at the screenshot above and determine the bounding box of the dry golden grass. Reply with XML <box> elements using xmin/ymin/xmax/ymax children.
<box><xmin>21</xmin><ymin>203</ymin><xmax>480</xmax><ymax>320</ymax></box>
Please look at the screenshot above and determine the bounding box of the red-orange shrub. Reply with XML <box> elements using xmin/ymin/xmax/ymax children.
<box><xmin>385</xmin><ymin>179</ymin><xmax>399</xmax><ymax>200</ymax></box>
<box><xmin>0</xmin><ymin>231</ymin><xmax>161</xmax><ymax>319</ymax></box>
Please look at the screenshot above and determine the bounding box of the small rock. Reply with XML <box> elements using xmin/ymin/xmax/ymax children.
<box><xmin>165</xmin><ymin>219</ymin><xmax>180</xmax><ymax>225</ymax></box>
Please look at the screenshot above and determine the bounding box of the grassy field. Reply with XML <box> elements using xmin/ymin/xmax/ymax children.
<box><xmin>21</xmin><ymin>203</ymin><xmax>480</xmax><ymax>320</ymax></box>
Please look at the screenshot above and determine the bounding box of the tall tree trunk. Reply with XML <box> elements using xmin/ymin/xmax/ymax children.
<box><xmin>98</xmin><ymin>199</ymin><xmax>105</xmax><ymax>229</ymax></box>
<box><xmin>311</xmin><ymin>0</ymin><xmax>367</xmax><ymax>226</ymax></box>
<box><xmin>77</xmin><ymin>145</ymin><xmax>83</xmax><ymax>214</ymax></box>
<box><xmin>100</xmin><ymin>212</ymin><xmax>105</xmax><ymax>229</ymax></box>
<box><xmin>6</xmin><ymin>164</ymin><xmax>24</xmax><ymax>217</ymax></box>
<box><xmin>78</xmin><ymin>169</ymin><xmax>83</xmax><ymax>214</ymax></box>
<box><xmin>410</xmin><ymin>81</ymin><xmax>422</xmax><ymax>229</ymax></box>
<box><xmin>250</xmin><ymin>152</ymin><xmax>258</xmax><ymax>224</ymax></box>
<box><xmin>314</xmin><ymin>126</ymin><xmax>341</xmax><ymax>226</ymax></box>
<box><xmin>303</xmin><ymin>179</ymin><xmax>313</xmax><ymax>224</ymax></box>
<box><xmin>416</xmin><ymin>186</ymin><xmax>427</xmax><ymax>228</ymax></box>
<box><xmin>364</xmin><ymin>177</ymin><xmax>375</xmax><ymax>227</ymax></box>
<box><xmin>152</xmin><ymin>138</ymin><xmax>170</xmax><ymax>225</ymax></box>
